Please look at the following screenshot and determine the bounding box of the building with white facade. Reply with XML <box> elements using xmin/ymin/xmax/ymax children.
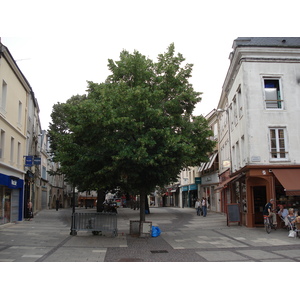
<box><xmin>198</xmin><ymin>109</ymin><xmax>220</xmax><ymax>212</ymax></box>
<box><xmin>0</xmin><ymin>41</ymin><xmax>30</xmax><ymax>224</ymax></box>
<box><xmin>217</xmin><ymin>37</ymin><xmax>300</xmax><ymax>227</ymax></box>
<box><xmin>1</xmin><ymin>39</ymin><xmax>66</xmax><ymax>224</ymax></box>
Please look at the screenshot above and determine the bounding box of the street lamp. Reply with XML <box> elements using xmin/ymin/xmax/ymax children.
<box><xmin>70</xmin><ymin>185</ymin><xmax>77</xmax><ymax>236</ymax></box>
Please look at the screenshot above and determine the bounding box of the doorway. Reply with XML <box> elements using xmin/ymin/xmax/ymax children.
<box><xmin>0</xmin><ymin>188</ymin><xmax>11</xmax><ymax>224</ymax></box>
<box><xmin>253</xmin><ymin>186</ymin><xmax>266</xmax><ymax>225</ymax></box>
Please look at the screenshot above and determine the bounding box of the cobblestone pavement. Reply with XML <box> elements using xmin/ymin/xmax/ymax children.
<box><xmin>1</xmin><ymin>206</ymin><xmax>300</xmax><ymax>262</ymax></box>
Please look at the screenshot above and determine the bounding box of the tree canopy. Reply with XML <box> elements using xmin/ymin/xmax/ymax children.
<box><xmin>48</xmin><ymin>43</ymin><xmax>215</xmax><ymax>223</ymax></box>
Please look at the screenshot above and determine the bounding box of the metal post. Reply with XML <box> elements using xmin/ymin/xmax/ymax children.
<box><xmin>70</xmin><ymin>186</ymin><xmax>77</xmax><ymax>236</ymax></box>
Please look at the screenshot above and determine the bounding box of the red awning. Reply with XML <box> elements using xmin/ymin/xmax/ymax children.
<box><xmin>272</xmin><ymin>169</ymin><xmax>300</xmax><ymax>196</ymax></box>
<box><xmin>215</xmin><ymin>175</ymin><xmax>239</xmax><ymax>190</ymax></box>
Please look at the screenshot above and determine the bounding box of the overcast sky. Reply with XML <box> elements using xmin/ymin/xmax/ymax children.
<box><xmin>1</xmin><ymin>0</ymin><xmax>298</xmax><ymax>130</ymax></box>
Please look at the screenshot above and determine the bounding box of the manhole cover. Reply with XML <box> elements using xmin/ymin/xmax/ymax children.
<box><xmin>151</xmin><ymin>250</ymin><xmax>168</xmax><ymax>253</ymax></box>
<box><xmin>118</xmin><ymin>258</ymin><xmax>144</xmax><ymax>262</ymax></box>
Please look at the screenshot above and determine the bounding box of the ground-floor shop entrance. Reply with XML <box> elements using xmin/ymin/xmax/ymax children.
<box><xmin>226</xmin><ymin>166</ymin><xmax>300</xmax><ymax>228</ymax></box>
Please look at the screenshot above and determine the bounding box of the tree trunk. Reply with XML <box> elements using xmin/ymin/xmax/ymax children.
<box><xmin>139</xmin><ymin>189</ymin><xmax>146</xmax><ymax>223</ymax></box>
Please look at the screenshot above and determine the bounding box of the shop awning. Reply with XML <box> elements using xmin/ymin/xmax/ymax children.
<box><xmin>198</xmin><ymin>162</ymin><xmax>207</xmax><ymax>172</ymax></box>
<box><xmin>198</xmin><ymin>152</ymin><xmax>218</xmax><ymax>173</ymax></box>
<box><xmin>205</xmin><ymin>152</ymin><xmax>218</xmax><ymax>170</ymax></box>
<box><xmin>272</xmin><ymin>169</ymin><xmax>300</xmax><ymax>196</ymax></box>
<box><xmin>215</xmin><ymin>175</ymin><xmax>239</xmax><ymax>190</ymax></box>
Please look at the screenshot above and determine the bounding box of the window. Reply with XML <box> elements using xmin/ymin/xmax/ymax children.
<box><xmin>0</xmin><ymin>130</ymin><xmax>5</xmax><ymax>159</ymax></box>
<box><xmin>10</xmin><ymin>137</ymin><xmax>14</xmax><ymax>163</ymax></box>
<box><xmin>270</xmin><ymin>128</ymin><xmax>287</xmax><ymax>160</ymax></box>
<box><xmin>264</xmin><ymin>78</ymin><xmax>283</xmax><ymax>109</ymax></box>
<box><xmin>18</xmin><ymin>101</ymin><xmax>22</xmax><ymax>126</ymax></box>
<box><xmin>237</xmin><ymin>86</ymin><xmax>243</xmax><ymax>118</ymax></box>
<box><xmin>42</xmin><ymin>166</ymin><xmax>47</xmax><ymax>180</ymax></box>
<box><xmin>1</xmin><ymin>80</ymin><xmax>7</xmax><ymax>112</ymax></box>
<box><xmin>17</xmin><ymin>142</ymin><xmax>21</xmax><ymax>166</ymax></box>
<box><xmin>233</xmin><ymin>96</ymin><xmax>238</xmax><ymax>125</ymax></box>
<box><xmin>236</xmin><ymin>141</ymin><xmax>240</xmax><ymax>169</ymax></box>
<box><xmin>229</xmin><ymin>104</ymin><xmax>233</xmax><ymax>130</ymax></box>
<box><xmin>241</xmin><ymin>135</ymin><xmax>245</xmax><ymax>165</ymax></box>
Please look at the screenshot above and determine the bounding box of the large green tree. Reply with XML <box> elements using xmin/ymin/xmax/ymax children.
<box><xmin>49</xmin><ymin>44</ymin><xmax>215</xmax><ymax>230</ymax></box>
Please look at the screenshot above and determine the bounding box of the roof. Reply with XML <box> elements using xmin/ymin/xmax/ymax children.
<box><xmin>233</xmin><ymin>37</ymin><xmax>300</xmax><ymax>49</ymax></box>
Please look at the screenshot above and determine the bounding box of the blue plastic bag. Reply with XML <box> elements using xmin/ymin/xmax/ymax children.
<box><xmin>151</xmin><ymin>226</ymin><xmax>161</xmax><ymax>237</ymax></box>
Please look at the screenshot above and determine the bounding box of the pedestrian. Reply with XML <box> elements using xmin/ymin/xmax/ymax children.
<box><xmin>56</xmin><ymin>199</ymin><xmax>59</xmax><ymax>211</ymax></box>
<box><xmin>263</xmin><ymin>199</ymin><xmax>277</xmax><ymax>226</ymax></box>
<box><xmin>195</xmin><ymin>199</ymin><xmax>201</xmax><ymax>216</ymax></box>
<box><xmin>27</xmin><ymin>200</ymin><xmax>33</xmax><ymax>221</ymax></box>
<box><xmin>202</xmin><ymin>197</ymin><xmax>207</xmax><ymax>217</ymax></box>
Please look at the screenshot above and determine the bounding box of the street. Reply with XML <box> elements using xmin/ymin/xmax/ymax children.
<box><xmin>1</xmin><ymin>206</ymin><xmax>300</xmax><ymax>262</ymax></box>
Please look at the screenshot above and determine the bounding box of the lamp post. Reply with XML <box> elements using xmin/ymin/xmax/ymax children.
<box><xmin>70</xmin><ymin>185</ymin><xmax>77</xmax><ymax>236</ymax></box>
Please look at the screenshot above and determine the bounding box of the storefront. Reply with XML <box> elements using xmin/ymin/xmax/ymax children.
<box><xmin>180</xmin><ymin>184</ymin><xmax>198</xmax><ymax>208</ymax></box>
<box><xmin>200</xmin><ymin>173</ymin><xmax>219</xmax><ymax>212</ymax></box>
<box><xmin>226</xmin><ymin>166</ymin><xmax>300</xmax><ymax>228</ymax></box>
<box><xmin>181</xmin><ymin>186</ymin><xmax>188</xmax><ymax>208</ymax></box>
<box><xmin>272</xmin><ymin>168</ymin><xmax>300</xmax><ymax>216</ymax></box>
<box><xmin>0</xmin><ymin>173</ymin><xmax>24</xmax><ymax>225</ymax></box>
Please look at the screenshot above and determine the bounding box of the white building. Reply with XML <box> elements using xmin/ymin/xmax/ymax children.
<box><xmin>0</xmin><ymin>40</ymin><xmax>30</xmax><ymax>223</ymax></box>
<box><xmin>217</xmin><ymin>37</ymin><xmax>300</xmax><ymax>227</ymax></box>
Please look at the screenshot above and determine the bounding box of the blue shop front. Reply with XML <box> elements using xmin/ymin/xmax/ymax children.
<box><xmin>0</xmin><ymin>173</ymin><xmax>24</xmax><ymax>225</ymax></box>
<box><xmin>181</xmin><ymin>184</ymin><xmax>198</xmax><ymax>208</ymax></box>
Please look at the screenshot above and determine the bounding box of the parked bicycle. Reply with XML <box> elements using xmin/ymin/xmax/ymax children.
<box><xmin>264</xmin><ymin>215</ymin><xmax>277</xmax><ymax>234</ymax></box>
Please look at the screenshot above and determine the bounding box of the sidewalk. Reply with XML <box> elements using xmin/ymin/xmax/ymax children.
<box><xmin>1</xmin><ymin>206</ymin><xmax>300</xmax><ymax>262</ymax></box>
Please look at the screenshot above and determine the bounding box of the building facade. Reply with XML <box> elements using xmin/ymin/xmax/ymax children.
<box><xmin>0</xmin><ymin>42</ymin><xmax>31</xmax><ymax>224</ymax></box>
<box><xmin>1</xmin><ymin>39</ymin><xmax>66</xmax><ymax>225</ymax></box>
<box><xmin>24</xmin><ymin>88</ymin><xmax>43</xmax><ymax>218</ymax></box>
<box><xmin>198</xmin><ymin>109</ymin><xmax>220</xmax><ymax>212</ymax></box>
<box><xmin>217</xmin><ymin>37</ymin><xmax>300</xmax><ymax>227</ymax></box>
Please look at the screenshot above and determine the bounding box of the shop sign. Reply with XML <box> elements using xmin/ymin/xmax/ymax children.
<box><xmin>195</xmin><ymin>177</ymin><xmax>201</xmax><ymax>184</ymax></box>
<box><xmin>11</xmin><ymin>179</ymin><xmax>17</xmax><ymax>186</ymax></box>
<box><xmin>24</xmin><ymin>156</ymin><xmax>41</xmax><ymax>166</ymax></box>
<box><xmin>25</xmin><ymin>156</ymin><xmax>33</xmax><ymax>167</ymax></box>
<box><xmin>189</xmin><ymin>184</ymin><xmax>197</xmax><ymax>191</ymax></box>
<box><xmin>33</xmin><ymin>157</ymin><xmax>41</xmax><ymax>165</ymax></box>
<box><xmin>182</xmin><ymin>186</ymin><xmax>188</xmax><ymax>192</ymax></box>
<box><xmin>223</xmin><ymin>160</ymin><xmax>231</xmax><ymax>168</ymax></box>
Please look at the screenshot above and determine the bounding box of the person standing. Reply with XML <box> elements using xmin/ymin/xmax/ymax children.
<box><xmin>56</xmin><ymin>199</ymin><xmax>59</xmax><ymax>211</ymax></box>
<box><xmin>195</xmin><ymin>199</ymin><xmax>201</xmax><ymax>216</ymax></box>
<box><xmin>202</xmin><ymin>197</ymin><xmax>207</xmax><ymax>217</ymax></box>
<box><xmin>27</xmin><ymin>200</ymin><xmax>33</xmax><ymax>221</ymax></box>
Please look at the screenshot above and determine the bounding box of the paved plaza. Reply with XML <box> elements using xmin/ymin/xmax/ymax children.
<box><xmin>1</xmin><ymin>206</ymin><xmax>300</xmax><ymax>262</ymax></box>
